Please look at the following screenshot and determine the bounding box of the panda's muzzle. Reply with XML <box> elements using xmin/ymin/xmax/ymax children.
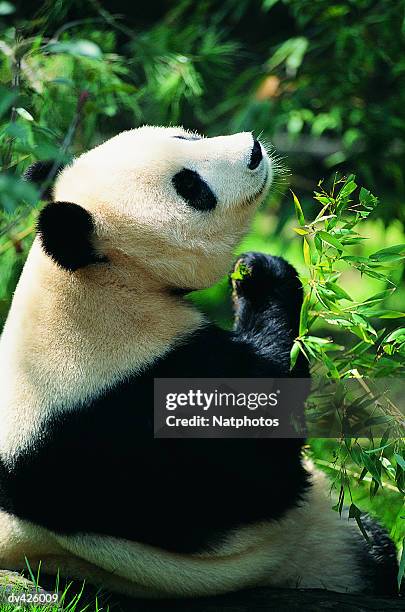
<box><xmin>241</xmin><ymin>169</ymin><xmax>269</xmax><ymax>208</ymax></box>
<box><xmin>248</xmin><ymin>139</ymin><xmax>263</xmax><ymax>170</ymax></box>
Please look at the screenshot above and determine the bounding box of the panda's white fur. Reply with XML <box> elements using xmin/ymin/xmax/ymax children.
<box><xmin>0</xmin><ymin>466</ymin><xmax>364</xmax><ymax>597</ymax></box>
<box><xmin>0</xmin><ymin>126</ymin><xmax>395</xmax><ymax>598</ymax></box>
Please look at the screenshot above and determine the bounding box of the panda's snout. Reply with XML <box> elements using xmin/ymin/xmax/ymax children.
<box><xmin>248</xmin><ymin>139</ymin><xmax>263</xmax><ymax>170</ymax></box>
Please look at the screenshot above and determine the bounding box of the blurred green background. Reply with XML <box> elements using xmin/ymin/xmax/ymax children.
<box><xmin>0</xmin><ymin>0</ymin><xmax>404</xmax><ymax>561</ymax></box>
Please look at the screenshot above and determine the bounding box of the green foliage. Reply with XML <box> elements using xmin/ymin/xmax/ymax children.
<box><xmin>291</xmin><ymin>179</ymin><xmax>404</xmax><ymax>588</ymax></box>
<box><xmin>275</xmin><ymin>1</ymin><xmax>405</xmax><ymax>199</ymax></box>
<box><xmin>291</xmin><ymin>176</ymin><xmax>405</xmax><ymax>376</ymax></box>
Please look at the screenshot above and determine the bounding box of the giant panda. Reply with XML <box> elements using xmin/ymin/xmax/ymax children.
<box><xmin>0</xmin><ymin>126</ymin><xmax>399</xmax><ymax>599</ymax></box>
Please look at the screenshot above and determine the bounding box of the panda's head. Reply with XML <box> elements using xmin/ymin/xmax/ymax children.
<box><xmin>34</xmin><ymin>126</ymin><xmax>273</xmax><ymax>289</ymax></box>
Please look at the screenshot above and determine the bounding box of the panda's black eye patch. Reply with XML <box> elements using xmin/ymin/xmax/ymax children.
<box><xmin>172</xmin><ymin>169</ymin><xmax>217</xmax><ymax>212</ymax></box>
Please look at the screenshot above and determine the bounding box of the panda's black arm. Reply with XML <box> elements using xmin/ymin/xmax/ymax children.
<box><xmin>164</xmin><ymin>253</ymin><xmax>307</xmax><ymax>378</ymax></box>
<box><xmin>229</xmin><ymin>252</ymin><xmax>308</xmax><ymax>377</ymax></box>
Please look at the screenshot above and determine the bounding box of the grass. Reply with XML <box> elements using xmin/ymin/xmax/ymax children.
<box><xmin>0</xmin><ymin>563</ymin><xmax>108</xmax><ymax>612</ymax></box>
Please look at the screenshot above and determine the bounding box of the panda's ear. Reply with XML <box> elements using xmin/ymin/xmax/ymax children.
<box><xmin>23</xmin><ymin>160</ymin><xmax>64</xmax><ymax>201</ymax></box>
<box><xmin>37</xmin><ymin>202</ymin><xmax>107</xmax><ymax>272</ymax></box>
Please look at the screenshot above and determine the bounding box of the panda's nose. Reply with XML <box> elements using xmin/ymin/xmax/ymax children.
<box><xmin>248</xmin><ymin>139</ymin><xmax>263</xmax><ymax>170</ymax></box>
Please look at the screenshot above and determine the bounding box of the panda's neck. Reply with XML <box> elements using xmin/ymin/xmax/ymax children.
<box><xmin>0</xmin><ymin>240</ymin><xmax>203</xmax><ymax>455</ymax></box>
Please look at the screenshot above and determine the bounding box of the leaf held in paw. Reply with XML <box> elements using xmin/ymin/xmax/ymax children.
<box><xmin>230</xmin><ymin>260</ymin><xmax>251</xmax><ymax>281</ymax></box>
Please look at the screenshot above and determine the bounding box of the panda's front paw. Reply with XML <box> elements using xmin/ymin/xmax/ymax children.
<box><xmin>230</xmin><ymin>252</ymin><xmax>303</xmax><ymax>310</ymax></box>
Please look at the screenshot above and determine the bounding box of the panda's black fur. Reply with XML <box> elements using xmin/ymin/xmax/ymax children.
<box><xmin>356</xmin><ymin>516</ymin><xmax>400</xmax><ymax>596</ymax></box>
<box><xmin>23</xmin><ymin>160</ymin><xmax>63</xmax><ymax>201</ymax></box>
<box><xmin>37</xmin><ymin>201</ymin><xmax>108</xmax><ymax>271</ymax></box>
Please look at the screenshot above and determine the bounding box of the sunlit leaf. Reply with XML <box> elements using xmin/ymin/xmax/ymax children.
<box><xmin>305</xmin><ymin>335</ymin><xmax>332</xmax><ymax>345</ymax></box>
<box><xmin>291</xmin><ymin>190</ymin><xmax>305</xmax><ymax>225</ymax></box>
<box><xmin>385</xmin><ymin>328</ymin><xmax>405</xmax><ymax>343</ymax></box>
<box><xmin>394</xmin><ymin>454</ymin><xmax>405</xmax><ymax>471</ymax></box>
<box><xmin>339</xmin><ymin>179</ymin><xmax>357</xmax><ymax>199</ymax></box>
<box><xmin>0</xmin><ymin>2</ymin><xmax>15</xmax><ymax>15</ymax></box>
<box><xmin>293</xmin><ymin>227</ymin><xmax>308</xmax><ymax>235</ymax></box>
<box><xmin>16</xmin><ymin>107</ymin><xmax>34</xmax><ymax>121</ymax></box>
<box><xmin>290</xmin><ymin>341</ymin><xmax>301</xmax><ymax>370</ymax></box>
<box><xmin>303</xmin><ymin>237</ymin><xmax>311</xmax><ymax>265</ymax></box>
<box><xmin>318</xmin><ymin>230</ymin><xmax>345</xmax><ymax>252</ymax></box>
<box><xmin>299</xmin><ymin>292</ymin><xmax>311</xmax><ymax>336</ymax></box>
<box><xmin>47</xmin><ymin>40</ymin><xmax>103</xmax><ymax>59</ymax></box>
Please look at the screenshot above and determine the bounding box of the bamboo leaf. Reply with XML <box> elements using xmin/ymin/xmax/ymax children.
<box><xmin>364</xmin><ymin>442</ymin><xmax>393</xmax><ymax>454</ymax></box>
<box><xmin>291</xmin><ymin>190</ymin><xmax>305</xmax><ymax>225</ymax></box>
<box><xmin>325</xmin><ymin>281</ymin><xmax>352</xmax><ymax>301</ymax></box>
<box><xmin>370</xmin><ymin>244</ymin><xmax>405</xmax><ymax>261</ymax></box>
<box><xmin>299</xmin><ymin>292</ymin><xmax>311</xmax><ymax>336</ymax></box>
<box><xmin>348</xmin><ymin>503</ymin><xmax>370</xmax><ymax>543</ymax></box>
<box><xmin>385</xmin><ymin>328</ymin><xmax>405</xmax><ymax>343</ymax></box>
<box><xmin>305</xmin><ymin>335</ymin><xmax>332</xmax><ymax>345</ymax></box>
<box><xmin>364</xmin><ymin>416</ymin><xmax>392</xmax><ymax>426</ymax></box>
<box><xmin>314</xmin><ymin>233</ymin><xmax>323</xmax><ymax>254</ymax></box>
<box><xmin>350</xmin><ymin>325</ymin><xmax>375</xmax><ymax>343</ymax></box>
<box><xmin>293</xmin><ymin>227</ymin><xmax>309</xmax><ymax>235</ymax></box>
<box><xmin>318</xmin><ymin>230</ymin><xmax>346</xmax><ymax>252</ymax></box>
<box><xmin>303</xmin><ymin>237</ymin><xmax>311</xmax><ymax>265</ymax></box>
<box><xmin>290</xmin><ymin>341</ymin><xmax>301</xmax><ymax>370</ymax></box>
<box><xmin>320</xmin><ymin>352</ymin><xmax>340</xmax><ymax>378</ymax></box>
<box><xmin>394</xmin><ymin>453</ymin><xmax>405</xmax><ymax>471</ymax></box>
<box><xmin>361</xmin><ymin>454</ymin><xmax>382</xmax><ymax>485</ymax></box>
<box><xmin>339</xmin><ymin>179</ymin><xmax>357</xmax><ymax>199</ymax></box>
<box><xmin>362</xmin><ymin>289</ymin><xmax>395</xmax><ymax>304</ymax></box>
<box><xmin>367</xmin><ymin>310</ymin><xmax>405</xmax><ymax>319</ymax></box>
